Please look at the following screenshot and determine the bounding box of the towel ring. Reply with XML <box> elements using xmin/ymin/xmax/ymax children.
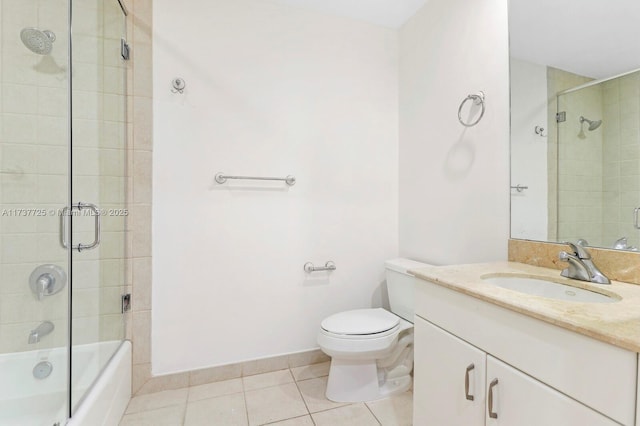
<box><xmin>458</xmin><ymin>91</ymin><xmax>485</xmax><ymax>127</ymax></box>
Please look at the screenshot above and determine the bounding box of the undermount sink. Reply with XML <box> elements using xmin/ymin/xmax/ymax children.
<box><xmin>481</xmin><ymin>275</ymin><xmax>619</xmax><ymax>303</ymax></box>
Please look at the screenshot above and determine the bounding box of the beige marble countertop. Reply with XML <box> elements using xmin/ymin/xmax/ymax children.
<box><xmin>410</xmin><ymin>261</ymin><xmax>640</xmax><ymax>353</ymax></box>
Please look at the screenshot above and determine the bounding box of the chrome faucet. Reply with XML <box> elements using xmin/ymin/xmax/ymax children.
<box><xmin>35</xmin><ymin>273</ymin><xmax>54</xmax><ymax>301</ymax></box>
<box><xmin>613</xmin><ymin>237</ymin><xmax>638</xmax><ymax>251</ymax></box>
<box><xmin>28</xmin><ymin>321</ymin><xmax>55</xmax><ymax>344</ymax></box>
<box><xmin>558</xmin><ymin>242</ymin><xmax>610</xmax><ymax>285</ymax></box>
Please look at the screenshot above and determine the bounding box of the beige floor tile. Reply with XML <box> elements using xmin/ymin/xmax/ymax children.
<box><xmin>184</xmin><ymin>393</ymin><xmax>247</xmax><ymax>426</ymax></box>
<box><xmin>267</xmin><ymin>415</ymin><xmax>315</xmax><ymax>425</ymax></box>
<box><xmin>291</xmin><ymin>361</ymin><xmax>330</xmax><ymax>381</ymax></box>
<box><xmin>119</xmin><ymin>405</ymin><xmax>185</xmax><ymax>426</ymax></box>
<box><xmin>125</xmin><ymin>388</ymin><xmax>189</xmax><ymax>414</ymax></box>
<box><xmin>366</xmin><ymin>391</ymin><xmax>413</xmax><ymax>426</ymax></box>
<box><xmin>312</xmin><ymin>404</ymin><xmax>381</xmax><ymax>426</ymax></box>
<box><xmin>245</xmin><ymin>382</ymin><xmax>308</xmax><ymax>426</ymax></box>
<box><xmin>188</xmin><ymin>378</ymin><xmax>243</xmax><ymax>402</ymax></box>
<box><xmin>242</xmin><ymin>369</ymin><xmax>294</xmax><ymax>392</ymax></box>
<box><xmin>296</xmin><ymin>377</ymin><xmax>350</xmax><ymax>413</ymax></box>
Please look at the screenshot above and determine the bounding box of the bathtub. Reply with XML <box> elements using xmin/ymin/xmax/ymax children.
<box><xmin>0</xmin><ymin>340</ymin><xmax>131</xmax><ymax>426</ymax></box>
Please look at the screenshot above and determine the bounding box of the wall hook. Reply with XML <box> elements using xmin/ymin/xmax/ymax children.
<box><xmin>534</xmin><ymin>126</ymin><xmax>546</xmax><ymax>137</ymax></box>
<box><xmin>171</xmin><ymin>78</ymin><xmax>186</xmax><ymax>94</ymax></box>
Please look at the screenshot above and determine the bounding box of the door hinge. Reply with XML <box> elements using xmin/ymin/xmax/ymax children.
<box><xmin>121</xmin><ymin>293</ymin><xmax>131</xmax><ymax>313</ymax></box>
<box><xmin>556</xmin><ymin>111</ymin><xmax>566</xmax><ymax>123</ymax></box>
<box><xmin>121</xmin><ymin>38</ymin><xmax>130</xmax><ymax>61</ymax></box>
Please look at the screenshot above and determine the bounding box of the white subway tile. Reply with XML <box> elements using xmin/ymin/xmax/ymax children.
<box><xmin>2</xmin><ymin>84</ymin><xmax>37</xmax><ymax>114</ymax></box>
<box><xmin>38</xmin><ymin>86</ymin><xmax>69</xmax><ymax>117</ymax></box>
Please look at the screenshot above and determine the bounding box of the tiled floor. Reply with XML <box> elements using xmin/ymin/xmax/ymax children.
<box><xmin>119</xmin><ymin>362</ymin><xmax>413</xmax><ymax>426</ymax></box>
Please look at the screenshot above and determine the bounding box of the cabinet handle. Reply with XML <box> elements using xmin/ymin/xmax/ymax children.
<box><xmin>464</xmin><ymin>364</ymin><xmax>475</xmax><ymax>401</ymax></box>
<box><xmin>488</xmin><ymin>378</ymin><xmax>499</xmax><ymax>419</ymax></box>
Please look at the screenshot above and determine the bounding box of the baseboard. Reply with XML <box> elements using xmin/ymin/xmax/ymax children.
<box><xmin>133</xmin><ymin>348</ymin><xmax>329</xmax><ymax>396</ymax></box>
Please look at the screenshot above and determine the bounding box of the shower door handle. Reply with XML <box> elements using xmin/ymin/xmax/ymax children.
<box><xmin>634</xmin><ymin>207</ymin><xmax>640</xmax><ymax>230</ymax></box>
<box><xmin>61</xmin><ymin>202</ymin><xmax>101</xmax><ymax>252</ymax></box>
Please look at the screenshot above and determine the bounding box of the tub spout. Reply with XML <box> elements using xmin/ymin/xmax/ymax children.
<box><xmin>28</xmin><ymin>321</ymin><xmax>54</xmax><ymax>344</ymax></box>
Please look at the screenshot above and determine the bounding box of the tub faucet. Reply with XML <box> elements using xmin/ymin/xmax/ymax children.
<box><xmin>28</xmin><ymin>321</ymin><xmax>54</xmax><ymax>344</ymax></box>
<box><xmin>558</xmin><ymin>242</ymin><xmax>610</xmax><ymax>285</ymax></box>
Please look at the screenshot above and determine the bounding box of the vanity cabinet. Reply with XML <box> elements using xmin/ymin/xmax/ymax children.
<box><xmin>415</xmin><ymin>318</ymin><xmax>618</xmax><ymax>425</ymax></box>
<box><xmin>484</xmin><ymin>354</ymin><xmax>618</xmax><ymax>425</ymax></box>
<box><xmin>413</xmin><ymin>278</ymin><xmax>638</xmax><ymax>426</ymax></box>
<box><xmin>414</xmin><ymin>318</ymin><xmax>486</xmax><ymax>425</ymax></box>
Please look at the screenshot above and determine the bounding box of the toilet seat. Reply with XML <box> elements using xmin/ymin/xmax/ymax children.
<box><xmin>319</xmin><ymin>323</ymin><xmax>400</xmax><ymax>341</ymax></box>
<box><xmin>321</xmin><ymin>308</ymin><xmax>400</xmax><ymax>337</ymax></box>
<box><xmin>317</xmin><ymin>308</ymin><xmax>412</xmax><ymax>359</ymax></box>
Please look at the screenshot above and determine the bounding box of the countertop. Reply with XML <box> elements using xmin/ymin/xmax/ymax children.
<box><xmin>409</xmin><ymin>261</ymin><xmax>640</xmax><ymax>353</ymax></box>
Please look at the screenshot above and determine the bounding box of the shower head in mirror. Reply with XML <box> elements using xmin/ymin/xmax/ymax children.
<box><xmin>579</xmin><ymin>116</ymin><xmax>602</xmax><ymax>131</ymax></box>
<box><xmin>20</xmin><ymin>28</ymin><xmax>56</xmax><ymax>55</ymax></box>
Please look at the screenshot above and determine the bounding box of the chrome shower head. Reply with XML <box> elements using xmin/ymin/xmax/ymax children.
<box><xmin>579</xmin><ymin>116</ymin><xmax>602</xmax><ymax>131</ymax></box>
<box><xmin>20</xmin><ymin>28</ymin><xmax>56</xmax><ymax>55</ymax></box>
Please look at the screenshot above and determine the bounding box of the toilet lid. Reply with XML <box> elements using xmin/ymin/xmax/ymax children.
<box><xmin>321</xmin><ymin>308</ymin><xmax>400</xmax><ymax>335</ymax></box>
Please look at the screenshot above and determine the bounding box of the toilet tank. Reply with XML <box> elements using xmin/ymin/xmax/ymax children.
<box><xmin>385</xmin><ymin>258</ymin><xmax>431</xmax><ymax>322</ymax></box>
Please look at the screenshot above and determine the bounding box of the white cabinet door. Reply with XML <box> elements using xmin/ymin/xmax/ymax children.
<box><xmin>486</xmin><ymin>355</ymin><xmax>619</xmax><ymax>426</ymax></box>
<box><xmin>414</xmin><ymin>317</ymin><xmax>486</xmax><ymax>426</ymax></box>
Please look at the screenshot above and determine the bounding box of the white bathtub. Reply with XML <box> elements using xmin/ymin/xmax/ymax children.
<box><xmin>0</xmin><ymin>340</ymin><xmax>131</xmax><ymax>426</ymax></box>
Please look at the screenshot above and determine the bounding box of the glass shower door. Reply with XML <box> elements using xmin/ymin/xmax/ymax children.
<box><xmin>0</xmin><ymin>0</ymin><xmax>71</xmax><ymax>424</ymax></box>
<box><xmin>69</xmin><ymin>0</ymin><xmax>127</xmax><ymax>414</ymax></box>
<box><xmin>555</xmin><ymin>70</ymin><xmax>640</xmax><ymax>250</ymax></box>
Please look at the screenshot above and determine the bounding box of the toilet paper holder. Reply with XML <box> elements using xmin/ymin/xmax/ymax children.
<box><xmin>304</xmin><ymin>261</ymin><xmax>336</xmax><ymax>273</ymax></box>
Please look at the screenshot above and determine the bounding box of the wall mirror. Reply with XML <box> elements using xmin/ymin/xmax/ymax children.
<box><xmin>509</xmin><ymin>0</ymin><xmax>640</xmax><ymax>251</ymax></box>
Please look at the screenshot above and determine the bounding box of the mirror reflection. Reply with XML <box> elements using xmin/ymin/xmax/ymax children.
<box><xmin>509</xmin><ymin>0</ymin><xmax>640</xmax><ymax>251</ymax></box>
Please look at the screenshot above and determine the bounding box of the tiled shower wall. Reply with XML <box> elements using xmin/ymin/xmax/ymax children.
<box><xmin>556</xmin><ymin>79</ymin><xmax>603</xmax><ymax>245</ymax></box>
<box><xmin>601</xmin><ymin>71</ymin><xmax>640</xmax><ymax>248</ymax></box>
<box><xmin>123</xmin><ymin>0</ymin><xmax>154</xmax><ymax>394</ymax></box>
<box><xmin>0</xmin><ymin>0</ymin><xmax>71</xmax><ymax>354</ymax></box>
<box><xmin>0</xmin><ymin>0</ymin><xmax>127</xmax><ymax>354</ymax></box>
<box><xmin>71</xmin><ymin>0</ymin><xmax>128</xmax><ymax>352</ymax></box>
<box><xmin>547</xmin><ymin>67</ymin><xmax>640</xmax><ymax>249</ymax></box>
<box><xmin>546</xmin><ymin>67</ymin><xmax>595</xmax><ymax>243</ymax></box>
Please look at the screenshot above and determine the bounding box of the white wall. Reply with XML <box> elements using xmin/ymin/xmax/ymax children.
<box><xmin>152</xmin><ymin>0</ymin><xmax>399</xmax><ymax>374</ymax></box>
<box><xmin>398</xmin><ymin>0</ymin><xmax>510</xmax><ymax>264</ymax></box>
<box><xmin>269</xmin><ymin>0</ymin><xmax>428</xmax><ymax>28</ymax></box>
<box><xmin>509</xmin><ymin>58</ymin><xmax>548</xmax><ymax>241</ymax></box>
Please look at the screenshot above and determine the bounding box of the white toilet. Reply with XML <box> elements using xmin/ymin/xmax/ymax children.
<box><xmin>317</xmin><ymin>258</ymin><xmax>429</xmax><ymax>402</ymax></box>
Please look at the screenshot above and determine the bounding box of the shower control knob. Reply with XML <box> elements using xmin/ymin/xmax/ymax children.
<box><xmin>29</xmin><ymin>264</ymin><xmax>66</xmax><ymax>301</ymax></box>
